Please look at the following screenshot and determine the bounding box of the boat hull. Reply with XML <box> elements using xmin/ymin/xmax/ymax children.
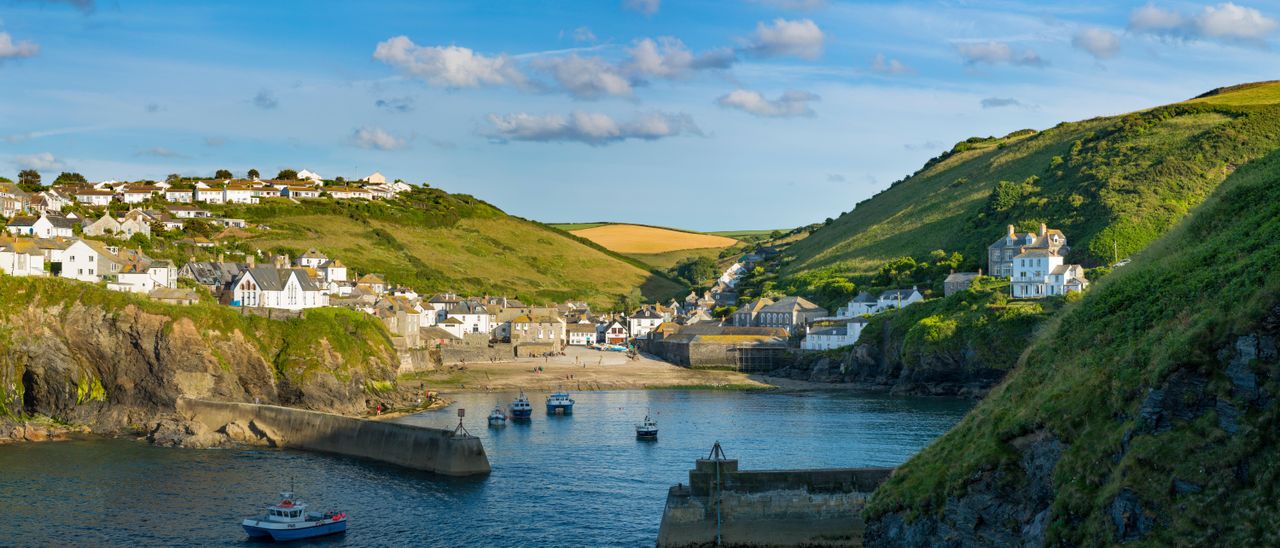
<box><xmin>546</xmin><ymin>404</ymin><xmax>573</xmax><ymax>415</ymax></box>
<box><xmin>243</xmin><ymin>520</ymin><xmax>347</xmax><ymax>541</ymax></box>
<box><xmin>636</xmin><ymin>430</ymin><xmax>658</xmax><ymax>440</ymax></box>
<box><xmin>510</xmin><ymin>408</ymin><xmax>532</xmax><ymax>419</ymax></box>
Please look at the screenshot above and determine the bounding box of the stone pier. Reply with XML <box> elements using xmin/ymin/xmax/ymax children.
<box><xmin>657</xmin><ymin>443</ymin><xmax>893</xmax><ymax>547</ymax></box>
<box><xmin>176</xmin><ymin>398</ymin><xmax>490</xmax><ymax>476</ymax></box>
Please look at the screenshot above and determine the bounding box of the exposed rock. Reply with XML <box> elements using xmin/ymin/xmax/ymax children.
<box><xmin>248</xmin><ymin>419</ymin><xmax>285</xmax><ymax>448</ymax></box>
<box><xmin>1108</xmin><ymin>489</ymin><xmax>1155</xmax><ymax>543</ymax></box>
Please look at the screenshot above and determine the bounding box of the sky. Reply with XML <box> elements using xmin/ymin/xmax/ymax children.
<box><xmin>1</xmin><ymin>0</ymin><xmax>1279</xmax><ymax>231</ymax></box>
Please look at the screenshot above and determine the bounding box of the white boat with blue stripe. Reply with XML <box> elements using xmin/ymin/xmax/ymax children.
<box><xmin>242</xmin><ymin>491</ymin><xmax>347</xmax><ymax>541</ymax></box>
<box><xmin>546</xmin><ymin>390</ymin><xmax>575</xmax><ymax>415</ymax></box>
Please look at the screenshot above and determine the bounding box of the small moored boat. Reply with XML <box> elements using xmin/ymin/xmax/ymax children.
<box><xmin>242</xmin><ymin>491</ymin><xmax>347</xmax><ymax>542</ymax></box>
<box><xmin>510</xmin><ymin>391</ymin><xmax>533</xmax><ymax>420</ymax></box>
<box><xmin>546</xmin><ymin>390</ymin><xmax>574</xmax><ymax>415</ymax></box>
<box><xmin>488</xmin><ymin>405</ymin><xmax>508</xmax><ymax>426</ymax></box>
<box><xmin>635</xmin><ymin>415</ymin><xmax>658</xmax><ymax>440</ymax></box>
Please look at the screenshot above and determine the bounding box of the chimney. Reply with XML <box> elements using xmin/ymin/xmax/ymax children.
<box><xmin>1007</xmin><ymin>224</ymin><xmax>1015</xmax><ymax>238</ymax></box>
<box><xmin>246</xmin><ymin>254</ymin><xmax>255</xmax><ymax>267</ymax></box>
<box><xmin>1039</xmin><ymin>223</ymin><xmax>1047</xmax><ymax>237</ymax></box>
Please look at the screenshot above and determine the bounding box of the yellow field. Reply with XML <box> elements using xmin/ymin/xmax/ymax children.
<box><xmin>571</xmin><ymin>224</ymin><xmax>738</xmax><ymax>254</ymax></box>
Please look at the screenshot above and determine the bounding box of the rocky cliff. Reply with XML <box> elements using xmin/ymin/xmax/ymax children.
<box><xmin>863</xmin><ymin>150</ymin><xmax>1280</xmax><ymax>545</ymax></box>
<box><xmin>0</xmin><ymin>277</ymin><xmax>399</xmax><ymax>439</ymax></box>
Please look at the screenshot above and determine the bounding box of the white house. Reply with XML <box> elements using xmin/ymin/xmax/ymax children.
<box><xmin>0</xmin><ymin>240</ymin><xmax>46</xmax><ymax>277</ymax></box>
<box><xmin>194</xmin><ymin>187</ymin><xmax>225</xmax><ymax>204</ymax></box>
<box><xmin>837</xmin><ymin>292</ymin><xmax>880</xmax><ymax>318</ymax></box>
<box><xmin>282</xmin><ymin>185</ymin><xmax>321</xmax><ymax>199</ymax></box>
<box><xmin>110</xmin><ymin>260</ymin><xmax>176</xmax><ymax>293</ymax></box>
<box><xmin>801</xmin><ymin>318</ymin><xmax>869</xmax><ymax>351</ymax></box>
<box><xmin>5</xmin><ymin>216</ymin><xmax>39</xmax><ymax>237</ymax></box>
<box><xmin>164</xmin><ymin>189</ymin><xmax>194</xmax><ymax>203</ymax></box>
<box><xmin>73</xmin><ymin>189</ymin><xmax>115</xmax><ymax>206</ymax></box>
<box><xmin>319</xmin><ymin>259</ymin><xmax>348</xmax><ymax>283</ymax></box>
<box><xmin>167</xmin><ymin>206</ymin><xmax>211</xmax><ymax>219</ymax></box>
<box><xmin>1010</xmin><ymin>249</ymin><xmax>1089</xmax><ymax>298</ymax></box>
<box><xmin>57</xmin><ymin>239</ymin><xmax>123</xmax><ymax>282</ymax></box>
<box><xmin>567</xmin><ymin>323</ymin><xmax>598</xmax><ymax>346</ymax></box>
<box><xmin>445</xmin><ymin>301</ymin><xmax>493</xmax><ymax>336</ymax></box>
<box><xmin>362</xmin><ymin>171</ymin><xmax>387</xmax><ymax>185</ymax></box>
<box><xmin>877</xmin><ymin>287</ymin><xmax>924</xmax><ymax>311</ymax></box>
<box><xmin>82</xmin><ymin>214</ymin><xmax>121</xmax><ymax>237</ymax></box>
<box><xmin>326</xmin><ymin>186</ymin><xmax>372</xmax><ymax>200</ymax></box>
<box><xmin>297</xmin><ymin>169</ymin><xmax>324</xmax><ymax>182</ymax></box>
<box><xmin>298</xmin><ymin>249</ymin><xmax>328</xmax><ymax>269</ymax></box>
<box><xmin>601</xmin><ymin>320</ymin><xmax>629</xmax><ymax>344</ymax></box>
<box><xmin>38</xmin><ymin>189</ymin><xmax>73</xmax><ymax>212</ymax></box>
<box><xmin>120</xmin><ymin>185</ymin><xmax>161</xmax><ymax>204</ymax></box>
<box><xmin>223</xmin><ymin>184</ymin><xmax>258</xmax><ymax>204</ymax></box>
<box><xmin>627</xmin><ymin>308</ymin><xmax>664</xmax><ymax>340</ymax></box>
<box><xmin>231</xmin><ymin>267</ymin><xmax>329</xmax><ymax>310</ymax></box>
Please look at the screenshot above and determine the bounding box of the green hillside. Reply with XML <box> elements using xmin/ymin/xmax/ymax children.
<box><xmin>866</xmin><ymin>149</ymin><xmax>1280</xmax><ymax>544</ymax></box>
<box><xmin>784</xmin><ymin>81</ymin><xmax>1280</xmax><ymax>279</ymax></box>
<box><xmin>129</xmin><ymin>188</ymin><xmax>683</xmax><ymax>309</ymax></box>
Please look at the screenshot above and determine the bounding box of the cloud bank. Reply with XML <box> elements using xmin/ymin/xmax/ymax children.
<box><xmin>483</xmin><ymin>111</ymin><xmax>701</xmax><ymax>145</ymax></box>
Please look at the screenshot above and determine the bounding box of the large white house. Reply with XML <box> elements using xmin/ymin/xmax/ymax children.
<box><xmin>1010</xmin><ymin>249</ymin><xmax>1089</xmax><ymax>298</ymax></box>
<box><xmin>627</xmin><ymin>308</ymin><xmax>664</xmax><ymax>340</ymax></box>
<box><xmin>230</xmin><ymin>267</ymin><xmax>329</xmax><ymax>310</ymax></box>
<box><xmin>877</xmin><ymin>287</ymin><xmax>924</xmax><ymax>311</ymax></box>
<box><xmin>0</xmin><ymin>240</ymin><xmax>46</xmax><ymax>277</ymax></box>
<box><xmin>801</xmin><ymin>318</ymin><xmax>869</xmax><ymax>351</ymax></box>
<box><xmin>57</xmin><ymin>239</ymin><xmax>123</xmax><ymax>282</ymax></box>
<box><xmin>445</xmin><ymin>301</ymin><xmax>493</xmax><ymax>335</ymax></box>
<box><xmin>110</xmin><ymin>260</ymin><xmax>176</xmax><ymax>293</ymax></box>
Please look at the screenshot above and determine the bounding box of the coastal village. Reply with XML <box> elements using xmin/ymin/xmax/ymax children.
<box><xmin>0</xmin><ymin>170</ymin><xmax>1090</xmax><ymax>373</ymax></box>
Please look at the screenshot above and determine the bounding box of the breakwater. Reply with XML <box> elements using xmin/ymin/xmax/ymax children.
<box><xmin>176</xmin><ymin>398</ymin><xmax>490</xmax><ymax>476</ymax></box>
<box><xmin>658</xmin><ymin>443</ymin><xmax>893</xmax><ymax>547</ymax></box>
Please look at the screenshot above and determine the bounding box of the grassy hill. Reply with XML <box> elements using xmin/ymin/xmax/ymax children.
<box><xmin>783</xmin><ymin>81</ymin><xmax>1280</xmax><ymax>280</ymax></box>
<box><xmin>865</xmin><ymin>148</ymin><xmax>1280</xmax><ymax>544</ymax></box>
<box><xmin>134</xmin><ymin>188</ymin><xmax>683</xmax><ymax>309</ymax></box>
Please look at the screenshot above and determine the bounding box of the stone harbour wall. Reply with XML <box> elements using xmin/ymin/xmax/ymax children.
<box><xmin>177</xmin><ymin>397</ymin><xmax>490</xmax><ymax>476</ymax></box>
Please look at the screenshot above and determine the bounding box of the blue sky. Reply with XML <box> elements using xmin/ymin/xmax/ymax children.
<box><xmin>2</xmin><ymin>0</ymin><xmax>1279</xmax><ymax>230</ymax></box>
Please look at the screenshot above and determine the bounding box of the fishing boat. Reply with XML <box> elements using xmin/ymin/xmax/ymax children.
<box><xmin>488</xmin><ymin>405</ymin><xmax>508</xmax><ymax>426</ymax></box>
<box><xmin>546</xmin><ymin>390</ymin><xmax>575</xmax><ymax>415</ymax></box>
<box><xmin>635</xmin><ymin>415</ymin><xmax>658</xmax><ymax>440</ymax></box>
<box><xmin>242</xmin><ymin>491</ymin><xmax>347</xmax><ymax>542</ymax></box>
<box><xmin>510</xmin><ymin>390</ymin><xmax>533</xmax><ymax>420</ymax></box>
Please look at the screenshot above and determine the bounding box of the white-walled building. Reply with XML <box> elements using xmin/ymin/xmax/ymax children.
<box><xmin>73</xmin><ymin>189</ymin><xmax>114</xmax><ymax>206</ymax></box>
<box><xmin>6</xmin><ymin>214</ymin><xmax>74</xmax><ymax>238</ymax></box>
<box><xmin>1010</xmin><ymin>250</ymin><xmax>1089</xmax><ymax>298</ymax></box>
<box><xmin>445</xmin><ymin>301</ymin><xmax>493</xmax><ymax>336</ymax></box>
<box><xmin>0</xmin><ymin>240</ymin><xmax>46</xmax><ymax>277</ymax></box>
<box><xmin>877</xmin><ymin>287</ymin><xmax>924</xmax><ymax>311</ymax></box>
<box><xmin>567</xmin><ymin>323</ymin><xmax>598</xmax><ymax>345</ymax></box>
<box><xmin>164</xmin><ymin>189</ymin><xmax>194</xmax><ymax>203</ymax></box>
<box><xmin>57</xmin><ymin>239</ymin><xmax>122</xmax><ymax>282</ymax></box>
<box><xmin>230</xmin><ymin>267</ymin><xmax>329</xmax><ymax>310</ymax></box>
<box><xmin>801</xmin><ymin>318</ymin><xmax>869</xmax><ymax>351</ymax></box>
<box><xmin>362</xmin><ymin>171</ymin><xmax>386</xmax><ymax>184</ymax></box>
<box><xmin>628</xmin><ymin>308</ymin><xmax>664</xmax><ymax>340</ymax></box>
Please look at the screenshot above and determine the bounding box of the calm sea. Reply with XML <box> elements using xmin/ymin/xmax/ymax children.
<box><xmin>0</xmin><ymin>390</ymin><xmax>969</xmax><ymax>546</ymax></box>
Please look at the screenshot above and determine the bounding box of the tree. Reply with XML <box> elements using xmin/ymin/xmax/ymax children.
<box><xmin>673</xmin><ymin>256</ymin><xmax>717</xmax><ymax>286</ymax></box>
<box><xmin>52</xmin><ymin>172</ymin><xmax>87</xmax><ymax>186</ymax></box>
<box><xmin>769</xmin><ymin>230</ymin><xmax>784</xmax><ymax>239</ymax></box>
<box><xmin>214</xmin><ymin>169</ymin><xmax>233</xmax><ymax>179</ymax></box>
<box><xmin>277</xmin><ymin>169</ymin><xmax>298</xmax><ymax>181</ymax></box>
<box><xmin>166</xmin><ymin>173</ymin><xmax>181</xmax><ymax>183</ymax></box>
<box><xmin>17</xmin><ymin>169</ymin><xmax>42</xmax><ymax>192</ymax></box>
<box><xmin>247</xmin><ymin>169</ymin><xmax>260</xmax><ymax>179</ymax></box>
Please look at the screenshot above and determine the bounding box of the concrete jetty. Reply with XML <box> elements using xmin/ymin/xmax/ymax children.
<box><xmin>657</xmin><ymin>442</ymin><xmax>892</xmax><ymax>547</ymax></box>
<box><xmin>177</xmin><ymin>398</ymin><xmax>490</xmax><ymax>476</ymax></box>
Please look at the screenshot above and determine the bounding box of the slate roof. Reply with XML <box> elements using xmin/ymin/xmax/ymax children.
<box><xmin>879</xmin><ymin>288</ymin><xmax>920</xmax><ymax>300</ymax></box>
<box><xmin>242</xmin><ymin>267</ymin><xmax>319</xmax><ymax>292</ymax></box>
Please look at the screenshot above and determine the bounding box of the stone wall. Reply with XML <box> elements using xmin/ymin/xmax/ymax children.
<box><xmin>658</xmin><ymin>454</ymin><xmax>893</xmax><ymax>547</ymax></box>
<box><xmin>177</xmin><ymin>398</ymin><xmax>490</xmax><ymax>477</ymax></box>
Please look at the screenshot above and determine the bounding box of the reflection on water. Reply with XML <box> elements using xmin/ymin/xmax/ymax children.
<box><xmin>0</xmin><ymin>390</ymin><xmax>969</xmax><ymax>546</ymax></box>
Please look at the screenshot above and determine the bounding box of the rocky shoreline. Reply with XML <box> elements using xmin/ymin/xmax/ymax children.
<box><xmin>767</xmin><ymin>342</ymin><xmax>1007</xmax><ymax>398</ymax></box>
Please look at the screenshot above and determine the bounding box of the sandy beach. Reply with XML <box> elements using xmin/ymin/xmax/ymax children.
<box><xmin>397</xmin><ymin>346</ymin><xmax>776</xmax><ymax>393</ymax></box>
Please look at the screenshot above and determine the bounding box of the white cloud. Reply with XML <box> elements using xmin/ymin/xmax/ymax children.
<box><xmin>746</xmin><ymin>18</ymin><xmax>825</xmax><ymax>59</ymax></box>
<box><xmin>1129</xmin><ymin>3</ymin><xmax>1278</xmax><ymax>44</ymax></box>
<box><xmin>13</xmin><ymin>152</ymin><xmax>65</xmax><ymax>171</ymax></box>
<box><xmin>1195</xmin><ymin>2</ymin><xmax>1278</xmax><ymax>41</ymax></box>
<box><xmin>373</xmin><ymin>36</ymin><xmax>527</xmax><ymax>88</ymax></box>
<box><xmin>870</xmin><ymin>53</ymin><xmax>913</xmax><ymax>75</ymax></box>
<box><xmin>375</xmin><ymin>96</ymin><xmax>414</xmax><ymax>113</ymax></box>
<box><xmin>535</xmin><ymin>54</ymin><xmax>633</xmax><ymax>99</ymax></box>
<box><xmin>623</xmin><ymin>0</ymin><xmax>660</xmax><ymax>16</ymax></box>
<box><xmin>0</xmin><ymin>32</ymin><xmax>39</xmax><ymax>61</ymax></box>
<box><xmin>483</xmin><ymin>111</ymin><xmax>700</xmax><ymax>145</ymax></box>
<box><xmin>954</xmin><ymin>40</ymin><xmax>1045</xmax><ymax>67</ymax></box>
<box><xmin>1073</xmin><ymin>27</ymin><xmax>1121</xmax><ymax>59</ymax></box>
<box><xmin>572</xmin><ymin>26</ymin><xmax>597</xmax><ymax>43</ymax></box>
<box><xmin>623</xmin><ymin>37</ymin><xmax>736</xmax><ymax>79</ymax></box>
<box><xmin>716</xmin><ymin>89</ymin><xmax>819</xmax><ymax>118</ymax></box>
<box><xmin>351</xmin><ymin>126</ymin><xmax>408</xmax><ymax>150</ymax></box>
